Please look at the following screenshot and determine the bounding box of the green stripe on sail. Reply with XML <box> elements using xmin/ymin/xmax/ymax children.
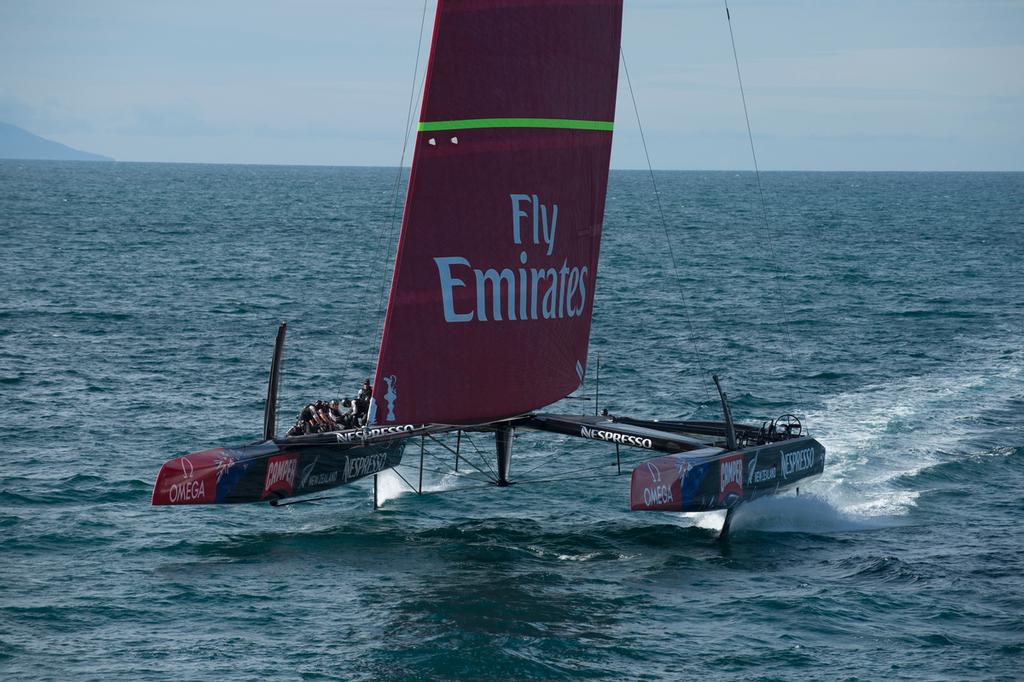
<box><xmin>418</xmin><ymin>118</ymin><xmax>613</xmax><ymax>132</ymax></box>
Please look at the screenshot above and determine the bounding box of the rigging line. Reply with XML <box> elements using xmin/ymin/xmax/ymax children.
<box><xmin>530</xmin><ymin>447</ymin><xmax>665</xmax><ymax>483</ymax></box>
<box><xmin>389</xmin><ymin>466</ymin><xmax>421</xmax><ymax>494</ymax></box>
<box><xmin>515</xmin><ymin>473</ymin><xmax>617</xmax><ymax>487</ymax></box>
<box><xmin>425</xmin><ymin>433</ymin><xmax>462</xmax><ymax>457</ymax></box>
<box><xmin>423</xmin><ymin>433</ymin><xmax>493</xmax><ymax>478</ymax></box>
<box><xmin>513</xmin><ymin>455</ymin><xmax>563</xmax><ymax>480</ymax></box>
<box><xmin>395</xmin><ymin>462</ymin><xmax>494</xmax><ymax>484</ymax></box>
<box><xmin>461</xmin><ymin>430</ymin><xmax>500</xmax><ymax>479</ymax></box>
<box><xmin>369</xmin><ymin>0</ymin><xmax>431</xmax><ymax>364</ymax></box>
<box><xmin>511</xmin><ymin>439</ymin><xmax>655</xmax><ymax>480</ymax></box>
<box><xmin>722</xmin><ymin>0</ymin><xmax>799</xmax><ymax>372</ymax></box>
<box><xmin>514</xmin><ymin>457</ymin><xmax>620</xmax><ymax>485</ymax></box>
<box><xmin>436</xmin><ymin>427</ymin><xmax>495</xmax><ymax>478</ymax></box>
<box><xmin>369</xmin><ymin>0</ymin><xmax>429</xmax><ymax>360</ymax></box>
<box><xmin>438</xmin><ymin>435</ymin><xmax>503</xmax><ymax>482</ymax></box>
<box><xmin>411</xmin><ymin>448</ymin><xmax>460</xmax><ymax>475</ymax></box>
<box><xmin>620</xmin><ymin>48</ymin><xmax>712</xmax><ymax>404</ymax></box>
<box><xmin>512</xmin><ymin>461</ymin><xmax>612</xmax><ymax>484</ymax></box>
<box><xmin>269</xmin><ymin>495</ymin><xmax>334</xmax><ymax>507</ymax></box>
<box><xmin>420</xmin><ymin>443</ymin><xmax>460</xmax><ymax>469</ymax></box>
<box><xmin>414</xmin><ymin>481</ymin><xmax>500</xmax><ymax>497</ymax></box>
<box><xmin>513</xmin><ymin>443</ymin><xmax>608</xmax><ymax>479</ymax></box>
<box><xmin>514</xmin><ymin>468</ymin><xmax>625</xmax><ymax>488</ymax></box>
<box><xmin>414</xmin><ymin>472</ymin><xmax>617</xmax><ymax>497</ymax></box>
<box><xmin>418</xmin><ymin>441</ymin><xmax>497</xmax><ymax>482</ymax></box>
<box><xmin>470</xmin><ymin>439</ymin><xmax>499</xmax><ymax>480</ymax></box>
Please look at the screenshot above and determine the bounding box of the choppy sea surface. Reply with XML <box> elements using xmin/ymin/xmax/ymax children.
<box><xmin>1</xmin><ymin>161</ymin><xmax>1022</xmax><ymax>680</ymax></box>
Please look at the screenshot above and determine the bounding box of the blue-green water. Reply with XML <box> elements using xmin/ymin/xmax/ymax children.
<box><xmin>1</xmin><ymin>161</ymin><xmax>1022</xmax><ymax>680</ymax></box>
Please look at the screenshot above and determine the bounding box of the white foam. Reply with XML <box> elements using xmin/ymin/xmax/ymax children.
<box><xmin>693</xmin><ymin>510</ymin><xmax>726</xmax><ymax>531</ymax></box>
<box><xmin>373</xmin><ymin>463</ymin><xmax>486</xmax><ymax>508</ymax></box>
<box><xmin>801</xmin><ymin>352</ymin><xmax>1021</xmax><ymax>517</ymax></box>
<box><xmin>555</xmin><ymin>552</ymin><xmax>601</xmax><ymax>562</ymax></box>
<box><xmin>731</xmin><ymin>494</ymin><xmax>897</xmax><ymax>534</ymax></box>
<box><xmin>371</xmin><ymin>468</ymin><xmax>408</xmax><ymax>507</ymax></box>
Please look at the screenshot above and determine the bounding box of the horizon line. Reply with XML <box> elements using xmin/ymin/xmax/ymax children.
<box><xmin>2</xmin><ymin>158</ymin><xmax>1020</xmax><ymax>173</ymax></box>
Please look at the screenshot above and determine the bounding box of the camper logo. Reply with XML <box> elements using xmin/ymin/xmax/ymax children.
<box><xmin>261</xmin><ymin>454</ymin><xmax>298</xmax><ymax>499</ymax></box>
<box><xmin>718</xmin><ymin>454</ymin><xmax>744</xmax><ymax>505</ymax></box>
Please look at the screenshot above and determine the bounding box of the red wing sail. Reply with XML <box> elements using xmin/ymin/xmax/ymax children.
<box><xmin>372</xmin><ymin>0</ymin><xmax>623</xmax><ymax>425</ymax></box>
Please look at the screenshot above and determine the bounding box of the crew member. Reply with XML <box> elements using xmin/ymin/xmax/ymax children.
<box><xmin>358</xmin><ymin>379</ymin><xmax>373</xmax><ymax>402</ymax></box>
<box><xmin>339</xmin><ymin>398</ymin><xmax>358</xmax><ymax>428</ymax></box>
<box><xmin>354</xmin><ymin>379</ymin><xmax>373</xmax><ymax>422</ymax></box>
<box><xmin>297</xmin><ymin>400</ymin><xmax>330</xmax><ymax>433</ymax></box>
<box><xmin>297</xmin><ymin>402</ymin><xmax>318</xmax><ymax>432</ymax></box>
<box><xmin>328</xmin><ymin>399</ymin><xmax>348</xmax><ymax>429</ymax></box>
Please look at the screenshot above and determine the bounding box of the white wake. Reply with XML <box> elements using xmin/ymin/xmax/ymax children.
<box><xmin>796</xmin><ymin>349</ymin><xmax>1021</xmax><ymax>520</ymax></box>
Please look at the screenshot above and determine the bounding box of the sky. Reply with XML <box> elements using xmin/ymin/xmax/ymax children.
<box><xmin>1</xmin><ymin>0</ymin><xmax>1022</xmax><ymax>171</ymax></box>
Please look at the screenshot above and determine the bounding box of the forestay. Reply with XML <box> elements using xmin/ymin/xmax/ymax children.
<box><xmin>371</xmin><ymin>0</ymin><xmax>624</xmax><ymax>425</ymax></box>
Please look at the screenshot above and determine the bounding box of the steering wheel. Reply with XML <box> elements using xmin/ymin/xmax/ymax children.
<box><xmin>773</xmin><ymin>413</ymin><xmax>802</xmax><ymax>437</ymax></box>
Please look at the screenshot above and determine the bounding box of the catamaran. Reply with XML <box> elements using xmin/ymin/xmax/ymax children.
<box><xmin>151</xmin><ymin>0</ymin><xmax>825</xmax><ymax>538</ymax></box>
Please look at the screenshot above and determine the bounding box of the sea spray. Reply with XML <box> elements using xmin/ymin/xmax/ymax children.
<box><xmin>730</xmin><ymin>493</ymin><xmax>901</xmax><ymax>535</ymax></box>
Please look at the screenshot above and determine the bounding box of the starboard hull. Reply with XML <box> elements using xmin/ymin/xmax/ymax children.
<box><xmin>629</xmin><ymin>436</ymin><xmax>825</xmax><ymax>512</ymax></box>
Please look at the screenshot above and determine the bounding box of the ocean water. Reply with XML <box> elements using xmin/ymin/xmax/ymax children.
<box><xmin>1</xmin><ymin>161</ymin><xmax>1022</xmax><ymax>680</ymax></box>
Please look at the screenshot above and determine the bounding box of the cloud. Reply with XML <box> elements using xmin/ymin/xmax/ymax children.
<box><xmin>116</xmin><ymin>101</ymin><xmax>228</xmax><ymax>137</ymax></box>
<box><xmin>0</xmin><ymin>89</ymin><xmax>97</xmax><ymax>135</ymax></box>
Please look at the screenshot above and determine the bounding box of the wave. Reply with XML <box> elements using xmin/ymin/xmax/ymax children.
<box><xmin>730</xmin><ymin>494</ymin><xmax>899</xmax><ymax>535</ymax></box>
<box><xmin>880</xmin><ymin>309</ymin><xmax>983</xmax><ymax>319</ymax></box>
<box><xmin>802</xmin><ymin>350</ymin><xmax>1022</xmax><ymax>517</ymax></box>
<box><xmin>0</xmin><ymin>475</ymin><xmax>152</xmax><ymax>506</ymax></box>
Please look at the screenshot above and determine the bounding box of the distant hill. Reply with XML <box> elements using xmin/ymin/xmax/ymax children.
<box><xmin>0</xmin><ymin>122</ymin><xmax>113</xmax><ymax>161</ymax></box>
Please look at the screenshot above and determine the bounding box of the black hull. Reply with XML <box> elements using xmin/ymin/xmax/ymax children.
<box><xmin>629</xmin><ymin>436</ymin><xmax>825</xmax><ymax>513</ymax></box>
<box><xmin>152</xmin><ymin>430</ymin><xmax>417</xmax><ymax>505</ymax></box>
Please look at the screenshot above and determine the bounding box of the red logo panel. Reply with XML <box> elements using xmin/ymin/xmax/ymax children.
<box><xmin>718</xmin><ymin>454</ymin><xmax>744</xmax><ymax>505</ymax></box>
<box><xmin>262</xmin><ymin>454</ymin><xmax>298</xmax><ymax>500</ymax></box>
<box><xmin>152</xmin><ymin>449</ymin><xmax>220</xmax><ymax>505</ymax></box>
<box><xmin>629</xmin><ymin>456</ymin><xmax>681</xmax><ymax>511</ymax></box>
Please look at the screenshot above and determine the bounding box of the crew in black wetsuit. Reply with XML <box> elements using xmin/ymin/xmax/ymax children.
<box><xmin>297</xmin><ymin>402</ymin><xmax>317</xmax><ymax>432</ymax></box>
<box><xmin>317</xmin><ymin>403</ymin><xmax>338</xmax><ymax>431</ymax></box>
<box><xmin>358</xmin><ymin>379</ymin><xmax>373</xmax><ymax>402</ymax></box>
<box><xmin>354</xmin><ymin>379</ymin><xmax>373</xmax><ymax>423</ymax></box>
<box><xmin>327</xmin><ymin>400</ymin><xmax>343</xmax><ymax>426</ymax></box>
<box><xmin>330</xmin><ymin>399</ymin><xmax>358</xmax><ymax>429</ymax></box>
<box><xmin>343</xmin><ymin>398</ymin><xmax>360</xmax><ymax>428</ymax></box>
<box><xmin>297</xmin><ymin>400</ymin><xmax>329</xmax><ymax>433</ymax></box>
